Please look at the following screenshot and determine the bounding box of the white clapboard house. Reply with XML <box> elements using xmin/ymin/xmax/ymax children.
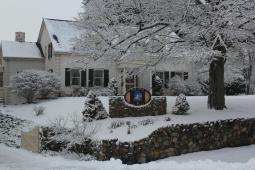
<box><xmin>0</xmin><ymin>18</ymin><xmax>194</xmax><ymax>104</ymax></box>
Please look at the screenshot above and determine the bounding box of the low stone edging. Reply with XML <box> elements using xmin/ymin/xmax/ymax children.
<box><xmin>41</xmin><ymin>118</ymin><xmax>255</xmax><ymax>164</ymax></box>
<box><xmin>109</xmin><ymin>96</ymin><xmax>167</xmax><ymax>118</ymax></box>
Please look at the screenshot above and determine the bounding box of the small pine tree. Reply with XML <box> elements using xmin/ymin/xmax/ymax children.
<box><xmin>82</xmin><ymin>91</ymin><xmax>108</xmax><ymax>122</ymax></box>
<box><xmin>108</xmin><ymin>77</ymin><xmax>118</xmax><ymax>96</ymax></box>
<box><xmin>172</xmin><ymin>94</ymin><xmax>190</xmax><ymax>115</ymax></box>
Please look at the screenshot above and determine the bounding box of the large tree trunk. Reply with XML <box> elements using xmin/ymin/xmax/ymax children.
<box><xmin>208</xmin><ymin>56</ymin><xmax>225</xmax><ymax>110</ymax></box>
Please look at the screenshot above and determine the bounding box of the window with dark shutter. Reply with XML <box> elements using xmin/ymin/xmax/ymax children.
<box><xmin>171</xmin><ymin>72</ymin><xmax>176</xmax><ymax>78</ymax></box>
<box><xmin>65</xmin><ymin>68</ymin><xmax>70</xmax><ymax>86</ymax></box>
<box><xmin>81</xmin><ymin>70</ymin><xmax>87</xmax><ymax>87</ymax></box>
<box><xmin>48</xmin><ymin>43</ymin><xmax>52</xmax><ymax>59</ymax></box>
<box><xmin>104</xmin><ymin>70</ymin><xmax>109</xmax><ymax>87</ymax></box>
<box><xmin>89</xmin><ymin>69</ymin><xmax>94</xmax><ymax>87</ymax></box>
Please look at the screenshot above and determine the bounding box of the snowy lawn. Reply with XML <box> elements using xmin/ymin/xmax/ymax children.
<box><xmin>1</xmin><ymin>95</ymin><xmax>255</xmax><ymax>142</ymax></box>
<box><xmin>0</xmin><ymin>144</ymin><xmax>255</xmax><ymax>170</ymax></box>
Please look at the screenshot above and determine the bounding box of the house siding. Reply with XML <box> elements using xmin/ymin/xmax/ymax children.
<box><xmin>3</xmin><ymin>58</ymin><xmax>45</xmax><ymax>104</ymax></box>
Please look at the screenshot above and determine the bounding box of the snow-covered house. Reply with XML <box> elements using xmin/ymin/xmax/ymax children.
<box><xmin>0</xmin><ymin>18</ymin><xmax>194</xmax><ymax>104</ymax></box>
<box><xmin>0</xmin><ymin>35</ymin><xmax>45</xmax><ymax>104</ymax></box>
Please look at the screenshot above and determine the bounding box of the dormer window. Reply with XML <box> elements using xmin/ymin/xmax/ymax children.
<box><xmin>48</xmin><ymin>43</ymin><xmax>52</xmax><ymax>59</ymax></box>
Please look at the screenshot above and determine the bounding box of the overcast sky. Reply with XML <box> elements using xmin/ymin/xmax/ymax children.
<box><xmin>0</xmin><ymin>0</ymin><xmax>82</xmax><ymax>42</ymax></box>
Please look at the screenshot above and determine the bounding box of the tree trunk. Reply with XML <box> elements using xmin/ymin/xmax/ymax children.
<box><xmin>208</xmin><ymin>56</ymin><xmax>225</xmax><ymax>110</ymax></box>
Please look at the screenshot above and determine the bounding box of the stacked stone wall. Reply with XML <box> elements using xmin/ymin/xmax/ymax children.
<box><xmin>42</xmin><ymin>118</ymin><xmax>255</xmax><ymax>164</ymax></box>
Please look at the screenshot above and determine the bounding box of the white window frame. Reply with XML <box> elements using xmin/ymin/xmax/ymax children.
<box><xmin>93</xmin><ymin>69</ymin><xmax>104</xmax><ymax>87</ymax></box>
<box><xmin>71</xmin><ymin>69</ymin><xmax>81</xmax><ymax>86</ymax></box>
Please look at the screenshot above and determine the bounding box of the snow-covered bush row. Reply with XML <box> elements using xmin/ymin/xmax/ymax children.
<box><xmin>9</xmin><ymin>70</ymin><xmax>61</xmax><ymax>103</ymax></box>
<box><xmin>164</xmin><ymin>76</ymin><xmax>202</xmax><ymax>96</ymax></box>
<box><xmin>72</xmin><ymin>87</ymin><xmax>115</xmax><ymax>97</ymax></box>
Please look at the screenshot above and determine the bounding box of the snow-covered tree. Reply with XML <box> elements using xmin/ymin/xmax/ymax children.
<box><xmin>75</xmin><ymin>0</ymin><xmax>255</xmax><ymax>110</ymax></box>
<box><xmin>38</xmin><ymin>72</ymin><xmax>61</xmax><ymax>99</ymax></box>
<box><xmin>82</xmin><ymin>91</ymin><xmax>108</xmax><ymax>122</ymax></box>
<box><xmin>9</xmin><ymin>70</ymin><xmax>61</xmax><ymax>103</ymax></box>
<box><xmin>152</xmin><ymin>74</ymin><xmax>163</xmax><ymax>96</ymax></box>
<box><xmin>172</xmin><ymin>94</ymin><xmax>190</xmax><ymax>115</ymax></box>
<box><xmin>108</xmin><ymin>77</ymin><xmax>118</xmax><ymax>96</ymax></box>
<box><xmin>10</xmin><ymin>71</ymin><xmax>41</xmax><ymax>103</ymax></box>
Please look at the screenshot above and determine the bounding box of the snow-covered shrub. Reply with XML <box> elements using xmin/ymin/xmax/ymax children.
<box><xmin>108</xmin><ymin>77</ymin><xmax>118</xmax><ymax>96</ymax></box>
<box><xmin>38</xmin><ymin>72</ymin><xmax>61</xmax><ymax>99</ymax></box>
<box><xmin>225</xmin><ymin>78</ymin><xmax>245</xmax><ymax>95</ymax></box>
<box><xmin>82</xmin><ymin>91</ymin><xmax>108</xmax><ymax>122</ymax></box>
<box><xmin>138</xmin><ymin>118</ymin><xmax>154</xmax><ymax>126</ymax></box>
<box><xmin>185</xmin><ymin>79</ymin><xmax>203</xmax><ymax>96</ymax></box>
<box><xmin>9</xmin><ymin>70</ymin><xmax>61</xmax><ymax>103</ymax></box>
<box><xmin>109</xmin><ymin>120</ymin><xmax>125</xmax><ymax>129</ymax></box>
<box><xmin>164</xmin><ymin>117</ymin><xmax>171</xmax><ymax>122</ymax></box>
<box><xmin>164</xmin><ymin>76</ymin><xmax>202</xmax><ymax>96</ymax></box>
<box><xmin>87</xmin><ymin>87</ymin><xmax>114</xmax><ymax>96</ymax></box>
<box><xmin>152</xmin><ymin>74</ymin><xmax>163</xmax><ymax>96</ymax></box>
<box><xmin>72</xmin><ymin>87</ymin><xmax>86</xmax><ymax>97</ymax></box>
<box><xmin>70</xmin><ymin>113</ymin><xmax>97</xmax><ymax>139</ymax></box>
<box><xmin>33</xmin><ymin>105</ymin><xmax>45</xmax><ymax>116</ymax></box>
<box><xmin>49</xmin><ymin>116</ymin><xmax>68</xmax><ymax>130</ymax></box>
<box><xmin>172</xmin><ymin>94</ymin><xmax>190</xmax><ymax>115</ymax></box>
<box><xmin>164</xmin><ymin>76</ymin><xmax>186</xmax><ymax>96</ymax></box>
<box><xmin>9</xmin><ymin>70</ymin><xmax>42</xmax><ymax>103</ymax></box>
<box><xmin>49</xmin><ymin>114</ymin><xmax>97</xmax><ymax>147</ymax></box>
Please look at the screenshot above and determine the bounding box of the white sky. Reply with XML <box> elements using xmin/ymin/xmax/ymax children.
<box><xmin>0</xmin><ymin>0</ymin><xmax>82</xmax><ymax>42</ymax></box>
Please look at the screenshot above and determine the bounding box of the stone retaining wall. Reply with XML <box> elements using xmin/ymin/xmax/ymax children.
<box><xmin>42</xmin><ymin>118</ymin><xmax>255</xmax><ymax>164</ymax></box>
<box><xmin>109</xmin><ymin>96</ymin><xmax>167</xmax><ymax>118</ymax></box>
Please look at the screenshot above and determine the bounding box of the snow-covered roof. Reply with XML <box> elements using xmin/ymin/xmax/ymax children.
<box><xmin>43</xmin><ymin>18</ymin><xmax>83</xmax><ymax>53</ymax></box>
<box><xmin>1</xmin><ymin>41</ymin><xmax>43</xmax><ymax>59</ymax></box>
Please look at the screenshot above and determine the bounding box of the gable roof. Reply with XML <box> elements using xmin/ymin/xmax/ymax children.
<box><xmin>39</xmin><ymin>18</ymin><xmax>83</xmax><ymax>53</ymax></box>
<box><xmin>1</xmin><ymin>41</ymin><xmax>43</xmax><ymax>59</ymax></box>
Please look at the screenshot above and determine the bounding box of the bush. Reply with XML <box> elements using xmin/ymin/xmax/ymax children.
<box><xmin>138</xmin><ymin>118</ymin><xmax>154</xmax><ymax>126</ymax></box>
<box><xmin>172</xmin><ymin>94</ymin><xmax>190</xmax><ymax>115</ymax></box>
<box><xmin>164</xmin><ymin>76</ymin><xmax>202</xmax><ymax>96</ymax></box>
<box><xmin>9</xmin><ymin>70</ymin><xmax>61</xmax><ymax>103</ymax></box>
<box><xmin>109</xmin><ymin>120</ymin><xmax>125</xmax><ymax>129</ymax></box>
<box><xmin>33</xmin><ymin>105</ymin><xmax>45</xmax><ymax>116</ymax></box>
<box><xmin>38</xmin><ymin>72</ymin><xmax>61</xmax><ymax>99</ymax></box>
<box><xmin>152</xmin><ymin>74</ymin><xmax>163</xmax><ymax>96</ymax></box>
<box><xmin>82</xmin><ymin>91</ymin><xmax>108</xmax><ymax>122</ymax></box>
<box><xmin>108</xmin><ymin>77</ymin><xmax>118</xmax><ymax>96</ymax></box>
<box><xmin>225</xmin><ymin>78</ymin><xmax>245</xmax><ymax>95</ymax></box>
<box><xmin>10</xmin><ymin>71</ymin><xmax>41</xmax><ymax>103</ymax></box>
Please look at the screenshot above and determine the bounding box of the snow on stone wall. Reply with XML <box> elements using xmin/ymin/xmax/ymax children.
<box><xmin>42</xmin><ymin>118</ymin><xmax>255</xmax><ymax>164</ymax></box>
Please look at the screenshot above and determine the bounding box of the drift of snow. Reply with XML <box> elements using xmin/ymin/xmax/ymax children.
<box><xmin>0</xmin><ymin>144</ymin><xmax>255</xmax><ymax>170</ymax></box>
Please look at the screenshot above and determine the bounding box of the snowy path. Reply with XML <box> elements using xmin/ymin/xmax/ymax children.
<box><xmin>0</xmin><ymin>144</ymin><xmax>255</xmax><ymax>170</ymax></box>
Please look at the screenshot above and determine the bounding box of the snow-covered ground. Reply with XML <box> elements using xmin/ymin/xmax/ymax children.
<box><xmin>1</xmin><ymin>96</ymin><xmax>255</xmax><ymax>142</ymax></box>
<box><xmin>0</xmin><ymin>144</ymin><xmax>255</xmax><ymax>170</ymax></box>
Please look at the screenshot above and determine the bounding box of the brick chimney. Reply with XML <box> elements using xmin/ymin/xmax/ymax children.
<box><xmin>15</xmin><ymin>32</ymin><xmax>25</xmax><ymax>42</ymax></box>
